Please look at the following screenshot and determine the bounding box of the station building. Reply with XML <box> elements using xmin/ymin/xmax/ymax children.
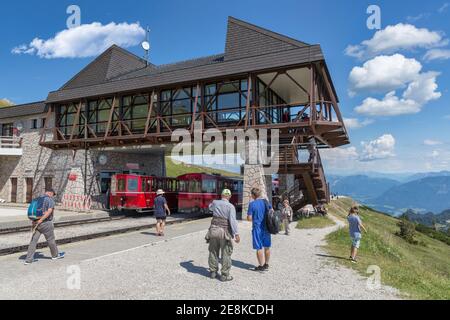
<box><xmin>0</xmin><ymin>17</ymin><xmax>349</xmax><ymax>211</ymax></box>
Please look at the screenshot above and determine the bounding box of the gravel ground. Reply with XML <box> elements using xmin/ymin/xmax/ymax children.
<box><xmin>0</xmin><ymin>216</ymin><xmax>401</xmax><ymax>300</ymax></box>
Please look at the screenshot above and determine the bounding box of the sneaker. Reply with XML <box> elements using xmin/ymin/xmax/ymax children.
<box><xmin>210</xmin><ymin>272</ymin><xmax>218</xmax><ymax>279</ymax></box>
<box><xmin>253</xmin><ymin>265</ymin><xmax>265</xmax><ymax>272</ymax></box>
<box><xmin>220</xmin><ymin>275</ymin><xmax>234</xmax><ymax>282</ymax></box>
<box><xmin>52</xmin><ymin>252</ymin><xmax>65</xmax><ymax>260</ymax></box>
<box><xmin>24</xmin><ymin>260</ymin><xmax>36</xmax><ymax>265</ymax></box>
<box><xmin>263</xmin><ymin>264</ymin><xmax>269</xmax><ymax>271</ymax></box>
<box><xmin>350</xmin><ymin>257</ymin><xmax>357</xmax><ymax>263</ymax></box>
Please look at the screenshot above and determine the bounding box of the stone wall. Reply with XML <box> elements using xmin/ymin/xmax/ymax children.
<box><xmin>0</xmin><ymin>115</ymin><xmax>166</xmax><ymax>209</ymax></box>
<box><xmin>242</xmin><ymin>164</ymin><xmax>273</xmax><ymax>219</ymax></box>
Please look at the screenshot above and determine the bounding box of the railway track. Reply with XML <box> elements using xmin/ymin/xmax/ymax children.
<box><xmin>0</xmin><ymin>215</ymin><xmax>206</xmax><ymax>257</ymax></box>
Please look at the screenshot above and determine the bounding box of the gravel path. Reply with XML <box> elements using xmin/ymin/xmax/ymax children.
<box><xmin>0</xmin><ymin>216</ymin><xmax>401</xmax><ymax>300</ymax></box>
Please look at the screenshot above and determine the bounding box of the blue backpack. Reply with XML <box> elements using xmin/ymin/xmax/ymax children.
<box><xmin>27</xmin><ymin>196</ymin><xmax>47</xmax><ymax>221</ymax></box>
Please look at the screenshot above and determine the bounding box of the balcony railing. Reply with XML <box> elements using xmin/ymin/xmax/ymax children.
<box><xmin>0</xmin><ymin>136</ymin><xmax>23</xmax><ymax>151</ymax></box>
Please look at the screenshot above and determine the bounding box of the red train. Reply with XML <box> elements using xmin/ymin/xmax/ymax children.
<box><xmin>177</xmin><ymin>173</ymin><xmax>243</xmax><ymax>214</ymax></box>
<box><xmin>109</xmin><ymin>174</ymin><xmax>178</xmax><ymax>213</ymax></box>
<box><xmin>109</xmin><ymin>173</ymin><xmax>243</xmax><ymax>214</ymax></box>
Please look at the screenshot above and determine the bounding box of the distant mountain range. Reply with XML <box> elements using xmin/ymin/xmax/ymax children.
<box><xmin>329</xmin><ymin>172</ymin><xmax>450</xmax><ymax>216</ymax></box>
<box><xmin>402</xmin><ymin>209</ymin><xmax>450</xmax><ymax>230</ymax></box>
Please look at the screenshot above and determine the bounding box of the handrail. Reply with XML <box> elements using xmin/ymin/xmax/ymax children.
<box><xmin>0</xmin><ymin>136</ymin><xmax>22</xmax><ymax>149</ymax></box>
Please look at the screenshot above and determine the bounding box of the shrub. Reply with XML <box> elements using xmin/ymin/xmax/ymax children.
<box><xmin>396</xmin><ymin>218</ymin><xmax>418</xmax><ymax>245</ymax></box>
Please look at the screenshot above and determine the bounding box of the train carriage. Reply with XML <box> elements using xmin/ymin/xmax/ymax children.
<box><xmin>177</xmin><ymin>173</ymin><xmax>243</xmax><ymax>214</ymax></box>
<box><xmin>109</xmin><ymin>174</ymin><xmax>178</xmax><ymax>213</ymax></box>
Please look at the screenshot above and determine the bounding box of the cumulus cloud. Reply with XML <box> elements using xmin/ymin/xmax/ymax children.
<box><xmin>348</xmin><ymin>54</ymin><xmax>422</xmax><ymax>95</ymax></box>
<box><xmin>424</xmin><ymin>48</ymin><xmax>450</xmax><ymax>61</ymax></box>
<box><xmin>343</xmin><ymin>118</ymin><xmax>374</xmax><ymax>129</ymax></box>
<box><xmin>321</xmin><ymin>146</ymin><xmax>359</xmax><ymax>163</ymax></box>
<box><xmin>360</xmin><ymin>134</ymin><xmax>396</xmax><ymax>162</ymax></box>
<box><xmin>12</xmin><ymin>22</ymin><xmax>145</xmax><ymax>59</ymax></box>
<box><xmin>353</xmin><ymin>64</ymin><xmax>441</xmax><ymax>117</ymax></box>
<box><xmin>424</xmin><ymin>139</ymin><xmax>443</xmax><ymax>146</ymax></box>
<box><xmin>345</xmin><ymin>23</ymin><xmax>447</xmax><ymax>59</ymax></box>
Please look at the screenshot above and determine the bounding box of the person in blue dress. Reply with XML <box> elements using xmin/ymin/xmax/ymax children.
<box><xmin>247</xmin><ymin>187</ymin><xmax>272</xmax><ymax>272</ymax></box>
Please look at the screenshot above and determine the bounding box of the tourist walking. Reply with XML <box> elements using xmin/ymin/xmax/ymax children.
<box><xmin>154</xmin><ymin>189</ymin><xmax>171</xmax><ymax>236</ymax></box>
<box><xmin>348</xmin><ymin>206</ymin><xmax>367</xmax><ymax>263</ymax></box>
<box><xmin>281</xmin><ymin>199</ymin><xmax>293</xmax><ymax>235</ymax></box>
<box><xmin>25</xmin><ymin>189</ymin><xmax>65</xmax><ymax>265</ymax></box>
<box><xmin>206</xmin><ymin>189</ymin><xmax>240</xmax><ymax>282</ymax></box>
<box><xmin>247</xmin><ymin>188</ymin><xmax>272</xmax><ymax>272</ymax></box>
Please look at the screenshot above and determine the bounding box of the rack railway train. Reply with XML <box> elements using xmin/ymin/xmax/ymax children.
<box><xmin>109</xmin><ymin>173</ymin><xmax>243</xmax><ymax>214</ymax></box>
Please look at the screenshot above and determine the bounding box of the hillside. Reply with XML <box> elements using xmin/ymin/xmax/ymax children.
<box><xmin>402</xmin><ymin>209</ymin><xmax>450</xmax><ymax>231</ymax></box>
<box><xmin>328</xmin><ymin>175</ymin><xmax>400</xmax><ymax>202</ymax></box>
<box><xmin>372</xmin><ymin>176</ymin><xmax>450</xmax><ymax>214</ymax></box>
<box><xmin>326</xmin><ymin>198</ymin><xmax>450</xmax><ymax>300</ymax></box>
<box><xmin>165</xmin><ymin>157</ymin><xmax>240</xmax><ymax>178</ymax></box>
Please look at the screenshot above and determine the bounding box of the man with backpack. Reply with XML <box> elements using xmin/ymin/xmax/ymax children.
<box><xmin>24</xmin><ymin>189</ymin><xmax>65</xmax><ymax>265</ymax></box>
<box><xmin>247</xmin><ymin>187</ymin><xmax>276</xmax><ymax>272</ymax></box>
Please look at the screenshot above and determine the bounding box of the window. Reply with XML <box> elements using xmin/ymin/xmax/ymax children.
<box><xmin>117</xmin><ymin>178</ymin><xmax>126</xmax><ymax>192</ymax></box>
<box><xmin>127</xmin><ymin>178</ymin><xmax>139</xmax><ymax>192</ymax></box>
<box><xmin>122</xmin><ymin>95</ymin><xmax>150</xmax><ymax>133</ymax></box>
<box><xmin>202</xmin><ymin>179</ymin><xmax>217</xmax><ymax>194</ymax></box>
<box><xmin>1</xmin><ymin>123</ymin><xmax>13</xmax><ymax>137</ymax></box>
<box><xmin>31</xmin><ymin>119</ymin><xmax>38</xmax><ymax>130</ymax></box>
<box><xmin>57</xmin><ymin>103</ymin><xmax>84</xmax><ymax>137</ymax></box>
<box><xmin>88</xmin><ymin>99</ymin><xmax>113</xmax><ymax>135</ymax></box>
<box><xmin>41</xmin><ymin>118</ymin><xmax>46</xmax><ymax>128</ymax></box>
<box><xmin>159</xmin><ymin>87</ymin><xmax>197</xmax><ymax>127</ymax></box>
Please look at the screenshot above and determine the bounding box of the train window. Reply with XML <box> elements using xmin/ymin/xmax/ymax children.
<box><xmin>202</xmin><ymin>179</ymin><xmax>217</xmax><ymax>194</ymax></box>
<box><xmin>147</xmin><ymin>179</ymin><xmax>153</xmax><ymax>192</ymax></box>
<box><xmin>127</xmin><ymin>178</ymin><xmax>139</xmax><ymax>192</ymax></box>
<box><xmin>117</xmin><ymin>178</ymin><xmax>126</xmax><ymax>192</ymax></box>
<box><xmin>190</xmin><ymin>180</ymin><xmax>201</xmax><ymax>193</ymax></box>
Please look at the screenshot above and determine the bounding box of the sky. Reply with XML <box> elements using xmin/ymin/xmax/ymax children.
<box><xmin>1</xmin><ymin>0</ymin><xmax>449</xmax><ymax>175</ymax></box>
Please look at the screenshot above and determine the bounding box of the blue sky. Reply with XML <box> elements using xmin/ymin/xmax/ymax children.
<box><xmin>1</xmin><ymin>0</ymin><xmax>449</xmax><ymax>174</ymax></box>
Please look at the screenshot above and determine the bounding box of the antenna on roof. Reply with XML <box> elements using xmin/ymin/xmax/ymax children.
<box><xmin>141</xmin><ymin>26</ymin><xmax>151</xmax><ymax>66</ymax></box>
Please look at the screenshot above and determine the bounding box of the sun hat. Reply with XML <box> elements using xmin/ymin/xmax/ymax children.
<box><xmin>156</xmin><ymin>189</ymin><xmax>165</xmax><ymax>195</ymax></box>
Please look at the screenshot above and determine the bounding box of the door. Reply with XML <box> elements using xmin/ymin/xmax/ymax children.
<box><xmin>10</xmin><ymin>178</ymin><xmax>17</xmax><ymax>203</ymax></box>
<box><xmin>26</xmin><ymin>178</ymin><xmax>33</xmax><ymax>203</ymax></box>
<box><xmin>44</xmin><ymin>177</ymin><xmax>53</xmax><ymax>191</ymax></box>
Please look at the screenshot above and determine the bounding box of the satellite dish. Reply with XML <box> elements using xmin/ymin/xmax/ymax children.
<box><xmin>141</xmin><ymin>41</ymin><xmax>150</xmax><ymax>51</ymax></box>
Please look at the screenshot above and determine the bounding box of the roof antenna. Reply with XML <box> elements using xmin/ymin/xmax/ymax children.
<box><xmin>141</xmin><ymin>26</ymin><xmax>151</xmax><ymax>66</ymax></box>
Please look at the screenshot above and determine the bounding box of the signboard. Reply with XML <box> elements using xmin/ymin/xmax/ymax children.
<box><xmin>126</xmin><ymin>163</ymin><xmax>140</xmax><ymax>170</ymax></box>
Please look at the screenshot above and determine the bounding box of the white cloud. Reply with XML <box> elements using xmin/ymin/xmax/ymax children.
<box><xmin>360</xmin><ymin>134</ymin><xmax>396</xmax><ymax>161</ymax></box>
<box><xmin>424</xmin><ymin>139</ymin><xmax>443</xmax><ymax>146</ymax></box>
<box><xmin>424</xmin><ymin>48</ymin><xmax>450</xmax><ymax>61</ymax></box>
<box><xmin>354</xmin><ymin>70</ymin><xmax>441</xmax><ymax>117</ymax></box>
<box><xmin>345</xmin><ymin>23</ymin><xmax>447</xmax><ymax>59</ymax></box>
<box><xmin>355</xmin><ymin>91</ymin><xmax>420</xmax><ymax>116</ymax></box>
<box><xmin>349</xmin><ymin>54</ymin><xmax>422</xmax><ymax>95</ymax></box>
<box><xmin>438</xmin><ymin>3</ymin><xmax>449</xmax><ymax>13</ymax></box>
<box><xmin>343</xmin><ymin>118</ymin><xmax>374</xmax><ymax>129</ymax></box>
<box><xmin>12</xmin><ymin>22</ymin><xmax>145</xmax><ymax>59</ymax></box>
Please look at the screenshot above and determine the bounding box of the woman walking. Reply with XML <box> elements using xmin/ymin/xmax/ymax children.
<box><xmin>281</xmin><ymin>199</ymin><xmax>293</xmax><ymax>236</ymax></box>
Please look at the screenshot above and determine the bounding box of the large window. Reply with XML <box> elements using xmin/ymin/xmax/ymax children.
<box><xmin>122</xmin><ymin>95</ymin><xmax>151</xmax><ymax>133</ymax></box>
<box><xmin>88</xmin><ymin>98</ymin><xmax>113</xmax><ymax>135</ymax></box>
<box><xmin>57</xmin><ymin>103</ymin><xmax>84</xmax><ymax>137</ymax></box>
<box><xmin>160</xmin><ymin>87</ymin><xmax>198</xmax><ymax>127</ymax></box>
<box><xmin>204</xmin><ymin>80</ymin><xmax>249</xmax><ymax>124</ymax></box>
<box><xmin>1</xmin><ymin>123</ymin><xmax>13</xmax><ymax>137</ymax></box>
<box><xmin>202</xmin><ymin>179</ymin><xmax>217</xmax><ymax>194</ymax></box>
<box><xmin>257</xmin><ymin>80</ymin><xmax>286</xmax><ymax>124</ymax></box>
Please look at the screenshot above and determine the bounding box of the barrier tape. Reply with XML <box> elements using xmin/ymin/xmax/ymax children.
<box><xmin>62</xmin><ymin>194</ymin><xmax>92</xmax><ymax>211</ymax></box>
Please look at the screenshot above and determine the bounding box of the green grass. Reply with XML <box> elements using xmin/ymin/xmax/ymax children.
<box><xmin>296</xmin><ymin>215</ymin><xmax>336</xmax><ymax>229</ymax></box>
<box><xmin>165</xmin><ymin>157</ymin><xmax>240</xmax><ymax>178</ymax></box>
<box><xmin>325</xmin><ymin>198</ymin><xmax>450</xmax><ymax>300</ymax></box>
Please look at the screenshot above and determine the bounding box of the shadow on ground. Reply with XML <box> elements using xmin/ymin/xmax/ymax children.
<box><xmin>316</xmin><ymin>254</ymin><xmax>349</xmax><ymax>261</ymax></box>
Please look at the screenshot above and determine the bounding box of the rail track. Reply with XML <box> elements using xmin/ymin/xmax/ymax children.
<box><xmin>0</xmin><ymin>215</ymin><xmax>206</xmax><ymax>257</ymax></box>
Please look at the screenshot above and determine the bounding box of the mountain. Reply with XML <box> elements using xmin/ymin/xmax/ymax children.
<box><xmin>405</xmin><ymin>171</ymin><xmax>450</xmax><ymax>182</ymax></box>
<box><xmin>402</xmin><ymin>209</ymin><xmax>450</xmax><ymax>230</ymax></box>
<box><xmin>328</xmin><ymin>175</ymin><xmax>400</xmax><ymax>202</ymax></box>
<box><xmin>371</xmin><ymin>176</ymin><xmax>450</xmax><ymax>215</ymax></box>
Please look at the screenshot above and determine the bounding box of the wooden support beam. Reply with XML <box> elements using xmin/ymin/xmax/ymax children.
<box><xmin>301</xmin><ymin>172</ymin><xmax>318</xmax><ymax>207</ymax></box>
<box><xmin>104</xmin><ymin>96</ymin><xmax>116</xmax><ymax>139</ymax></box>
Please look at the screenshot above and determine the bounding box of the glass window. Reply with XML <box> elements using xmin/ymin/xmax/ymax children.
<box><xmin>127</xmin><ymin>178</ymin><xmax>139</xmax><ymax>192</ymax></box>
<box><xmin>202</xmin><ymin>179</ymin><xmax>217</xmax><ymax>194</ymax></box>
<box><xmin>118</xmin><ymin>178</ymin><xmax>126</xmax><ymax>192</ymax></box>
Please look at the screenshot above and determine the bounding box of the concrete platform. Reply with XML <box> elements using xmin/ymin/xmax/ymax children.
<box><xmin>0</xmin><ymin>206</ymin><xmax>113</xmax><ymax>230</ymax></box>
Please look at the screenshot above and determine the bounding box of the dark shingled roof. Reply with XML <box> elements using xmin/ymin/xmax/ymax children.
<box><xmin>0</xmin><ymin>101</ymin><xmax>47</xmax><ymax>120</ymax></box>
<box><xmin>46</xmin><ymin>17</ymin><xmax>327</xmax><ymax>103</ymax></box>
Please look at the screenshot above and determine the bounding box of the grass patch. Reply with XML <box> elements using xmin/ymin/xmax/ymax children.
<box><xmin>325</xmin><ymin>199</ymin><xmax>450</xmax><ymax>300</ymax></box>
<box><xmin>165</xmin><ymin>157</ymin><xmax>239</xmax><ymax>178</ymax></box>
<box><xmin>296</xmin><ymin>215</ymin><xmax>336</xmax><ymax>229</ymax></box>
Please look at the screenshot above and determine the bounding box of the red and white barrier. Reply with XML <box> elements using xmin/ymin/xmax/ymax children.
<box><xmin>62</xmin><ymin>194</ymin><xmax>92</xmax><ymax>211</ymax></box>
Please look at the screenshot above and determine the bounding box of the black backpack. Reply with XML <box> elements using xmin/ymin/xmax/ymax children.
<box><xmin>264</xmin><ymin>199</ymin><xmax>280</xmax><ymax>235</ymax></box>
